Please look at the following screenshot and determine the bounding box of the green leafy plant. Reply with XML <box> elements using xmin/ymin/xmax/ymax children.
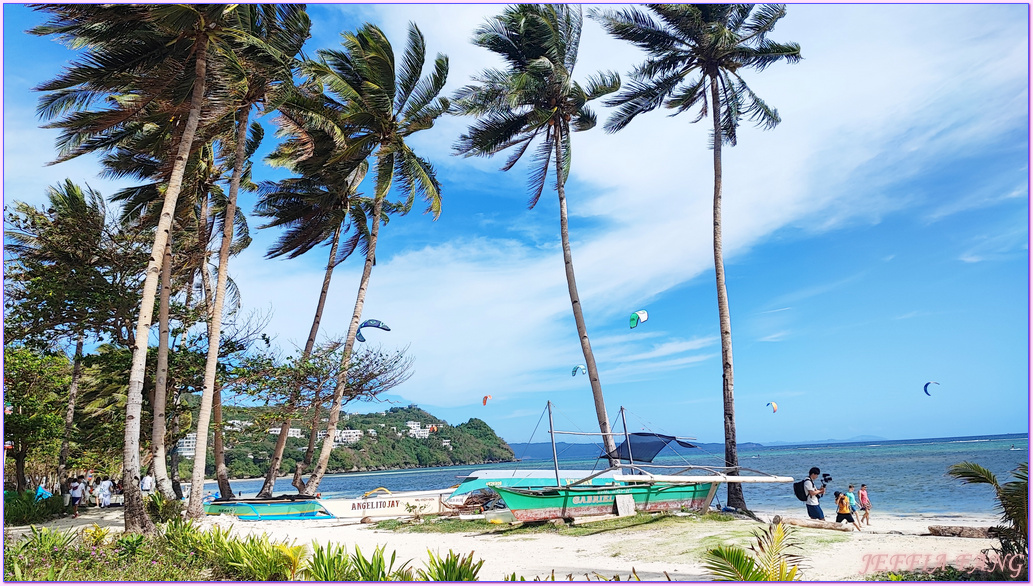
<box><xmin>10</xmin><ymin>559</ymin><xmax>68</xmax><ymax>581</ymax></box>
<box><xmin>23</xmin><ymin>525</ymin><xmax>78</xmax><ymax>553</ymax></box>
<box><xmin>304</xmin><ymin>542</ymin><xmax>355</xmax><ymax>581</ymax></box>
<box><xmin>702</xmin><ymin>522</ymin><xmax>804</xmax><ymax>581</ymax></box>
<box><xmin>350</xmin><ymin>544</ymin><xmax>414</xmax><ymax>581</ymax></box>
<box><xmin>115</xmin><ymin>532</ymin><xmax>147</xmax><ymax>559</ymax></box>
<box><xmin>948</xmin><ymin>461</ymin><xmax>1028</xmax><ymax>579</ymax></box>
<box><xmin>3</xmin><ymin>492</ymin><xmax>65</xmax><ymax>526</ymax></box>
<box><xmin>159</xmin><ymin>517</ymin><xmax>203</xmax><ymax>554</ymax></box>
<box><xmin>145</xmin><ymin>492</ymin><xmax>185</xmax><ymax>523</ymax></box>
<box><xmin>417</xmin><ymin>549</ymin><xmax>484</xmax><ymax>581</ymax></box>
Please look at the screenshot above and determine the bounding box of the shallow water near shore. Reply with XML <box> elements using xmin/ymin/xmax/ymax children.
<box><xmin>206</xmin><ymin>432</ymin><xmax>1026</xmax><ymax>516</ymax></box>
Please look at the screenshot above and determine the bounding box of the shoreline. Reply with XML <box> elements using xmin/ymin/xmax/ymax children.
<box><xmin>6</xmin><ymin>506</ymin><xmax>1003</xmax><ymax>581</ymax></box>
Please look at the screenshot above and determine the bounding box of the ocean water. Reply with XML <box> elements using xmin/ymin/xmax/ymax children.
<box><xmin>204</xmin><ymin>433</ymin><xmax>1027</xmax><ymax>517</ymax></box>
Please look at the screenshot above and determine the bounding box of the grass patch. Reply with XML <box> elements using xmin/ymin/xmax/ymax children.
<box><xmin>375</xmin><ymin>511</ymin><xmax>737</xmax><ymax>537</ymax></box>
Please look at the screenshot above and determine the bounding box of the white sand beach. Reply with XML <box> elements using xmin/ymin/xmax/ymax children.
<box><xmin>7</xmin><ymin>505</ymin><xmax>1003</xmax><ymax>581</ymax></box>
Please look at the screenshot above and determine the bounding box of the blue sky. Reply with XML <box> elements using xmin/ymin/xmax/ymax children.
<box><xmin>3</xmin><ymin>4</ymin><xmax>1029</xmax><ymax>446</ymax></box>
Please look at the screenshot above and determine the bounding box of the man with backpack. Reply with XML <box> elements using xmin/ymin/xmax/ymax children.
<box><xmin>795</xmin><ymin>466</ymin><xmax>826</xmax><ymax>520</ymax></box>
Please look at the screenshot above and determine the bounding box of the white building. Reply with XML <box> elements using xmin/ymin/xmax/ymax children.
<box><xmin>405</xmin><ymin>421</ymin><xmax>422</xmax><ymax>432</ymax></box>
<box><xmin>268</xmin><ymin>427</ymin><xmax>303</xmax><ymax>438</ymax></box>
<box><xmin>335</xmin><ymin>429</ymin><xmax>363</xmax><ymax>445</ymax></box>
<box><xmin>366</xmin><ymin>429</ymin><xmax>378</xmax><ymax>437</ymax></box>
<box><xmin>409</xmin><ymin>428</ymin><xmax>431</xmax><ymax>439</ymax></box>
<box><xmin>176</xmin><ymin>433</ymin><xmax>197</xmax><ymax>458</ymax></box>
<box><xmin>226</xmin><ymin>420</ymin><xmax>253</xmax><ymax>432</ymax></box>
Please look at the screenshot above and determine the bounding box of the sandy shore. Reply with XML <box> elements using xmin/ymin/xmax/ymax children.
<box><xmin>7</xmin><ymin>506</ymin><xmax>1001</xmax><ymax>581</ymax></box>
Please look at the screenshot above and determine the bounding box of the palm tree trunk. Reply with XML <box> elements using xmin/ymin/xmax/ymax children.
<box><xmin>259</xmin><ymin>223</ymin><xmax>344</xmax><ymax>497</ymax></box>
<box><xmin>123</xmin><ymin>32</ymin><xmax>209</xmax><ymax>534</ymax></box>
<box><xmin>57</xmin><ymin>333</ymin><xmax>85</xmax><ymax>482</ymax></box>
<box><xmin>212</xmin><ymin>382</ymin><xmax>233</xmax><ymax>498</ymax></box>
<box><xmin>553</xmin><ymin>128</ymin><xmax>617</xmax><ymax>461</ymax></box>
<box><xmin>151</xmin><ymin>240</ymin><xmax>176</xmax><ymax>499</ymax></box>
<box><xmin>303</xmin><ymin>197</ymin><xmax>382</xmax><ymax>495</ymax></box>
<box><xmin>185</xmin><ymin>106</ymin><xmax>250</xmax><ymax>518</ymax></box>
<box><xmin>709</xmin><ymin>74</ymin><xmax>745</xmax><ymax>511</ymax></box>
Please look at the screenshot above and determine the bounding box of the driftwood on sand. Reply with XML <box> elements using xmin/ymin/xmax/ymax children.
<box><xmin>927</xmin><ymin>525</ymin><xmax>991</xmax><ymax>538</ymax></box>
<box><xmin>771</xmin><ymin>515</ymin><xmax>853</xmax><ymax>532</ymax></box>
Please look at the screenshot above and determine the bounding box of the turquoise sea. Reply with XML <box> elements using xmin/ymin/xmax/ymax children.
<box><xmin>205</xmin><ymin>432</ymin><xmax>1027</xmax><ymax>517</ymax></box>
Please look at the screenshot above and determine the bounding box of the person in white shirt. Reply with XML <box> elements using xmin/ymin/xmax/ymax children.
<box><xmin>68</xmin><ymin>476</ymin><xmax>85</xmax><ymax>518</ymax></box>
<box><xmin>98</xmin><ymin>476</ymin><xmax>113</xmax><ymax>508</ymax></box>
<box><xmin>140</xmin><ymin>473</ymin><xmax>154</xmax><ymax>495</ymax></box>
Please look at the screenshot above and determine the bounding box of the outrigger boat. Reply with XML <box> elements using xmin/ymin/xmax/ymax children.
<box><xmin>204</xmin><ymin>493</ymin><xmax>333</xmax><ymax>521</ymax></box>
<box><xmin>320</xmin><ymin>487</ymin><xmax>455</xmax><ymax>520</ymax></box>
<box><xmin>494</xmin><ymin>403</ymin><xmax>794</xmax><ymax>523</ymax></box>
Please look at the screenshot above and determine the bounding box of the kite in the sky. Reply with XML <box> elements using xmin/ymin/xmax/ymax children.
<box><xmin>766</xmin><ymin>402</ymin><xmax>778</xmax><ymax>413</ymax></box>
<box><xmin>572</xmin><ymin>365</ymin><xmax>587</xmax><ymax>376</ymax></box>
<box><xmin>355</xmin><ymin>319</ymin><xmax>390</xmax><ymax>342</ymax></box>
<box><xmin>923</xmin><ymin>381</ymin><xmax>939</xmax><ymax>396</ymax></box>
<box><xmin>482</xmin><ymin>395</ymin><xmax>493</xmax><ymax>406</ymax></box>
<box><xmin>630</xmin><ymin>310</ymin><xmax>648</xmax><ymax>329</ymax></box>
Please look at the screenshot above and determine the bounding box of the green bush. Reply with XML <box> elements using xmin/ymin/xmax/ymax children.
<box><xmin>304</xmin><ymin>542</ymin><xmax>354</xmax><ymax>581</ymax></box>
<box><xmin>145</xmin><ymin>492</ymin><xmax>184</xmax><ymax>523</ymax></box>
<box><xmin>417</xmin><ymin>549</ymin><xmax>484</xmax><ymax>581</ymax></box>
<box><xmin>3</xmin><ymin>492</ymin><xmax>65</xmax><ymax>526</ymax></box>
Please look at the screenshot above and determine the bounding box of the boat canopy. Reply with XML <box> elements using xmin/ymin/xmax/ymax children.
<box><xmin>599</xmin><ymin>433</ymin><xmax>697</xmax><ymax>463</ymax></box>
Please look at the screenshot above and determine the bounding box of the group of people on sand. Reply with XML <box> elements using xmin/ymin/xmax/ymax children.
<box><xmin>803</xmin><ymin>467</ymin><xmax>871</xmax><ymax>531</ymax></box>
<box><xmin>61</xmin><ymin>472</ymin><xmax>153</xmax><ymax>518</ymax></box>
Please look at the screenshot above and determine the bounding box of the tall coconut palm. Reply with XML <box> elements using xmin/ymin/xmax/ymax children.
<box><xmin>592</xmin><ymin>4</ymin><xmax>800</xmax><ymax>509</ymax></box>
<box><xmin>31</xmin><ymin>3</ymin><xmax>248</xmax><ymax>534</ymax></box>
<box><xmin>253</xmin><ymin>100</ymin><xmax>370</xmax><ymax>497</ymax></box>
<box><xmin>452</xmin><ymin>4</ymin><xmax>621</xmax><ymax>458</ymax></box>
<box><xmin>293</xmin><ymin>21</ymin><xmax>449</xmax><ymax>494</ymax></box>
<box><xmin>186</xmin><ymin>4</ymin><xmax>310</xmax><ymax>516</ymax></box>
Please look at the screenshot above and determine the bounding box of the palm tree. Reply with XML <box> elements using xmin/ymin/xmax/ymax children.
<box><xmin>452</xmin><ymin>4</ymin><xmax>621</xmax><ymax>457</ymax></box>
<box><xmin>702</xmin><ymin>522</ymin><xmax>805</xmax><ymax>581</ymax></box>
<box><xmin>253</xmin><ymin>98</ymin><xmax>370</xmax><ymax>498</ymax></box>
<box><xmin>948</xmin><ymin>461</ymin><xmax>1028</xmax><ymax>574</ymax></box>
<box><xmin>592</xmin><ymin>4</ymin><xmax>800</xmax><ymax>508</ymax></box>
<box><xmin>293</xmin><ymin>21</ymin><xmax>449</xmax><ymax>494</ymax></box>
<box><xmin>31</xmin><ymin>3</ymin><xmax>243</xmax><ymax>534</ymax></box>
<box><xmin>4</xmin><ymin>180</ymin><xmax>109</xmax><ymax>484</ymax></box>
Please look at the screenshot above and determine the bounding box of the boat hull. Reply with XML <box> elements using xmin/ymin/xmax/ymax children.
<box><xmin>321</xmin><ymin>488</ymin><xmax>453</xmax><ymax>519</ymax></box>
<box><xmin>445</xmin><ymin>469</ymin><xmax>619</xmax><ymax>505</ymax></box>
<box><xmin>494</xmin><ymin>482</ymin><xmax>718</xmax><ymax>522</ymax></box>
<box><xmin>204</xmin><ymin>499</ymin><xmax>332</xmax><ymax>521</ymax></box>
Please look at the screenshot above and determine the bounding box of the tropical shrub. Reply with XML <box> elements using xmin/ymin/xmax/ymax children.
<box><xmin>80</xmin><ymin>524</ymin><xmax>112</xmax><ymax>547</ymax></box>
<box><xmin>948</xmin><ymin>461</ymin><xmax>1028</xmax><ymax>580</ymax></box>
<box><xmin>417</xmin><ymin>549</ymin><xmax>484</xmax><ymax>581</ymax></box>
<box><xmin>114</xmin><ymin>533</ymin><xmax>146</xmax><ymax>559</ymax></box>
<box><xmin>304</xmin><ymin>542</ymin><xmax>355</xmax><ymax>581</ymax></box>
<box><xmin>350</xmin><ymin>544</ymin><xmax>414</xmax><ymax>581</ymax></box>
<box><xmin>701</xmin><ymin>521</ymin><xmax>804</xmax><ymax>581</ymax></box>
<box><xmin>145</xmin><ymin>492</ymin><xmax>184</xmax><ymax>523</ymax></box>
<box><xmin>3</xmin><ymin>492</ymin><xmax>65</xmax><ymax>525</ymax></box>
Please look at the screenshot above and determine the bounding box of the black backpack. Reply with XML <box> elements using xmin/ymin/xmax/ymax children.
<box><xmin>793</xmin><ymin>478</ymin><xmax>809</xmax><ymax>502</ymax></box>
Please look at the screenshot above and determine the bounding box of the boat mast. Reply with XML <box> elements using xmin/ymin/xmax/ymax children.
<box><xmin>620</xmin><ymin>407</ymin><xmax>634</xmax><ymax>470</ymax></box>
<box><xmin>547</xmin><ymin>401</ymin><xmax>561</xmax><ymax>487</ymax></box>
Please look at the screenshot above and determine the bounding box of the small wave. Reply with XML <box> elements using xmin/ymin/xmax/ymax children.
<box><xmin>948</xmin><ymin>439</ymin><xmax>991</xmax><ymax>443</ymax></box>
<box><xmin>866</xmin><ymin>444</ymin><xmax>882</xmax><ymax>447</ymax></box>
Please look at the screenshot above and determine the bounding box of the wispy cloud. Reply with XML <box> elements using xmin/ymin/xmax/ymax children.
<box><xmin>758</xmin><ymin>331</ymin><xmax>790</xmax><ymax>343</ymax></box>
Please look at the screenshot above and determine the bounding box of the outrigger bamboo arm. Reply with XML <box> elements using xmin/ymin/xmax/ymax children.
<box><xmin>613</xmin><ymin>474</ymin><xmax>794</xmax><ymax>484</ymax></box>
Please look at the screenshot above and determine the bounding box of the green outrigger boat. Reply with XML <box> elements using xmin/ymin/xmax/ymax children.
<box><xmin>493</xmin><ymin>403</ymin><xmax>793</xmax><ymax>522</ymax></box>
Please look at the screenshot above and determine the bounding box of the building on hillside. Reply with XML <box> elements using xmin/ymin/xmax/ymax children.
<box><xmin>405</xmin><ymin>421</ymin><xmax>421</xmax><ymax>432</ymax></box>
<box><xmin>226</xmin><ymin>420</ymin><xmax>253</xmax><ymax>432</ymax></box>
<box><xmin>334</xmin><ymin>429</ymin><xmax>363</xmax><ymax>445</ymax></box>
<box><xmin>409</xmin><ymin>427</ymin><xmax>430</xmax><ymax>439</ymax></box>
<box><xmin>268</xmin><ymin>427</ymin><xmax>303</xmax><ymax>438</ymax></box>
<box><xmin>176</xmin><ymin>433</ymin><xmax>197</xmax><ymax>458</ymax></box>
<box><xmin>441</xmin><ymin>439</ymin><xmax>452</xmax><ymax>450</ymax></box>
<box><xmin>366</xmin><ymin>429</ymin><xmax>378</xmax><ymax>437</ymax></box>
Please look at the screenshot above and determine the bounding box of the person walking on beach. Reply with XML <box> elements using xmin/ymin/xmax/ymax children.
<box><xmin>846</xmin><ymin>485</ymin><xmax>861</xmax><ymax>518</ymax></box>
<box><xmin>858</xmin><ymin>483</ymin><xmax>872</xmax><ymax>525</ymax></box>
<box><xmin>804</xmin><ymin>467</ymin><xmax>826</xmax><ymax>520</ymax></box>
<box><xmin>834</xmin><ymin>491</ymin><xmax>863</xmax><ymax>531</ymax></box>
<box><xmin>98</xmin><ymin>476</ymin><xmax>113</xmax><ymax>508</ymax></box>
<box><xmin>68</xmin><ymin>476</ymin><xmax>85</xmax><ymax>518</ymax></box>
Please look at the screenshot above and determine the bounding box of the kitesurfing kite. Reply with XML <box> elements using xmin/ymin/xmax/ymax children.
<box><xmin>572</xmin><ymin>365</ymin><xmax>587</xmax><ymax>376</ymax></box>
<box><xmin>630</xmin><ymin>310</ymin><xmax>648</xmax><ymax>329</ymax></box>
<box><xmin>767</xmin><ymin>402</ymin><xmax>778</xmax><ymax>413</ymax></box>
<box><xmin>923</xmin><ymin>381</ymin><xmax>938</xmax><ymax>396</ymax></box>
<box><xmin>482</xmin><ymin>395</ymin><xmax>493</xmax><ymax>406</ymax></box>
<box><xmin>355</xmin><ymin>319</ymin><xmax>390</xmax><ymax>342</ymax></box>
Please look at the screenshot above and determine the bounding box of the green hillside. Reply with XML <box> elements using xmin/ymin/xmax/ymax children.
<box><xmin>182</xmin><ymin>405</ymin><xmax>515</xmax><ymax>479</ymax></box>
